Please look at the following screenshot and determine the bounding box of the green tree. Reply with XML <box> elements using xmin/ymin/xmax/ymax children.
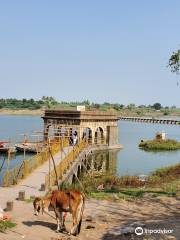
<box><xmin>41</xmin><ymin>96</ymin><xmax>58</xmax><ymax>108</ymax></box>
<box><xmin>168</xmin><ymin>49</ymin><xmax>180</xmax><ymax>74</ymax></box>
<box><xmin>127</xmin><ymin>103</ymin><xmax>136</xmax><ymax>110</ymax></box>
<box><xmin>152</xmin><ymin>102</ymin><xmax>162</xmax><ymax>110</ymax></box>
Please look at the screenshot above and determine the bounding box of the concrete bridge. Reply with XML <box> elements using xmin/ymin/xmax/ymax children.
<box><xmin>42</xmin><ymin>109</ymin><xmax>122</xmax><ymax>187</ymax></box>
<box><xmin>118</xmin><ymin>116</ymin><xmax>180</xmax><ymax>125</ymax></box>
<box><xmin>57</xmin><ymin>145</ymin><xmax>119</xmax><ymax>186</ymax></box>
<box><xmin>0</xmin><ymin>110</ymin><xmax>121</xmax><ymax>209</ymax></box>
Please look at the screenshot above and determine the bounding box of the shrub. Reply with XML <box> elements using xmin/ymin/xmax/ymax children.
<box><xmin>0</xmin><ymin>220</ymin><xmax>16</xmax><ymax>233</ymax></box>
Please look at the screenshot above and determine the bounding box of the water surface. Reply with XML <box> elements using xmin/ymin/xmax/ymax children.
<box><xmin>0</xmin><ymin>115</ymin><xmax>180</xmax><ymax>182</ymax></box>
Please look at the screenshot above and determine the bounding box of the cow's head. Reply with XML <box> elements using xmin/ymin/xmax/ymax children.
<box><xmin>33</xmin><ymin>197</ymin><xmax>51</xmax><ymax>216</ymax></box>
<box><xmin>33</xmin><ymin>197</ymin><xmax>42</xmax><ymax>216</ymax></box>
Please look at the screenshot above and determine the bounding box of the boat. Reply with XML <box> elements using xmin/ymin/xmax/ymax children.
<box><xmin>15</xmin><ymin>142</ymin><xmax>44</xmax><ymax>153</ymax></box>
<box><xmin>0</xmin><ymin>141</ymin><xmax>16</xmax><ymax>153</ymax></box>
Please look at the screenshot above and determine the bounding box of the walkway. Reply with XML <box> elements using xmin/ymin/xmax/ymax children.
<box><xmin>0</xmin><ymin>146</ymin><xmax>72</xmax><ymax>210</ymax></box>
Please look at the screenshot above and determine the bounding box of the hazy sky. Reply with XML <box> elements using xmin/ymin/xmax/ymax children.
<box><xmin>0</xmin><ymin>0</ymin><xmax>180</xmax><ymax>106</ymax></box>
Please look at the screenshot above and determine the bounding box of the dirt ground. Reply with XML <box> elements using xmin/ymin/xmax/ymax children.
<box><xmin>0</xmin><ymin>196</ymin><xmax>179</xmax><ymax>240</ymax></box>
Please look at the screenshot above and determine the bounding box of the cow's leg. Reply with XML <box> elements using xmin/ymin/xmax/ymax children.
<box><xmin>70</xmin><ymin>210</ymin><xmax>78</xmax><ymax>235</ymax></box>
<box><xmin>55</xmin><ymin>211</ymin><xmax>64</xmax><ymax>232</ymax></box>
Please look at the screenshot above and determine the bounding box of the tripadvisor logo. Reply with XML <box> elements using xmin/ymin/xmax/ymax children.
<box><xmin>135</xmin><ymin>227</ymin><xmax>143</xmax><ymax>236</ymax></box>
<box><xmin>135</xmin><ymin>226</ymin><xmax>174</xmax><ymax>236</ymax></box>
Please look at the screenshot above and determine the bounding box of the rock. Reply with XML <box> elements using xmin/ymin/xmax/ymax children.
<box><xmin>85</xmin><ymin>216</ymin><xmax>93</xmax><ymax>222</ymax></box>
<box><xmin>108</xmin><ymin>226</ymin><xmax>135</xmax><ymax>236</ymax></box>
<box><xmin>130</xmin><ymin>221</ymin><xmax>146</xmax><ymax>228</ymax></box>
<box><xmin>138</xmin><ymin>174</ymin><xmax>148</xmax><ymax>182</ymax></box>
<box><xmin>167</xmin><ymin>236</ymin><xmax>176</xmax><ymax>240</ymax></box>
<box><xmin>113</xmin><ymin>193</ymin><xmax>120</xmax><ymax>200</ymax></box>
<box><xmin>50</xmin><ymin>237</ymin><xmax>71</xmax><ymax>240</ymax></box>
<box><xmin>86</xmin><ymin>225</ymin><xmax>95</xmax><ymax>229</ymax></box>
<box><xmin>143</xmin><ymin>192</ymin><xmax>154</xmax><ymax>198</ymax></box>
<box><xmin>121</xmin><ymin>227</ymin><xmax>135</xmax><ymax>234</ymax></box>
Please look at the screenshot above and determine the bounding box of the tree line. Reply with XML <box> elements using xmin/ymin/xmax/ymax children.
<box><xmin>0</xmin><ymin>97</ymin><xmax>177</xmax><ymax>111</ymax></box>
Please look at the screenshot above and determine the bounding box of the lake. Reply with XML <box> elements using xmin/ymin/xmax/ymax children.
<box><xmin>117</xmin><ymin>121</ymin><xmax>180</xmax><ymax>176</ymax></box>
<box><xmin>0</xmin><ymin>115</ymin><xmax>180</xmax><ymax>183</ymax></box>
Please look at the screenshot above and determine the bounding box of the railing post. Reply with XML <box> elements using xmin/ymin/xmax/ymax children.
<box><xmin>23</xmin><ymin>160</ymin><xmax>29</xmax><ymax>178</ymax></box>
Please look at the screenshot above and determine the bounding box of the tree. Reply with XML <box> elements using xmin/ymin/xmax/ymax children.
<box><xmin>152</xmin><ymin>102</ymin><xmax>162</xmax><ymax>110</ymax></box>
<box><xmin>168</xmin><ymin>49</ymin><xmax>180</xmax><ymax>74</ymax></box>
<box><xmin>127</xmin><ymin>103</ymin><xmax>136</xmax><ymax>110</ymax></box>
<box><xmin>41</xmin><ymin>96</ymin><xmax>58</xmax><ymax>108</ymax></box>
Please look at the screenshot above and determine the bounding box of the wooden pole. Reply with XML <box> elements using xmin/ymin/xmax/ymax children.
<box><xmin>48</xmin><ymin>138</ymin><xmax>60</xmax><ymax>190</ymax></box>
<box><xmin>48</xmin><ymin>141</ymin><xmax>51</xmax><ymax>188</ymax></box>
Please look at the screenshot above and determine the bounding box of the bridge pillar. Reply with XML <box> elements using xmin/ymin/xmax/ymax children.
<box><xmin>107</xmin><ymin>126</ymin><xmax>119</xmax><ymax>146</ymax></box>
<box><xmin>43</xmin><ymin>120</ymin><xmax>48</xmax><ymax>141</ymax></box>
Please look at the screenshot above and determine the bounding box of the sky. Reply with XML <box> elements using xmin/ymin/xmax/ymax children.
<box><xmin>0</xmin><ymin>0</ymin><xmax>180</xmax><ymax>107</ymax></box>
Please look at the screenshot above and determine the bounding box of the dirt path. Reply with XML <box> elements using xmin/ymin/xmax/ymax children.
<box><xmin>0</xmin><ymin>147</ymin><xmax>72</xmax><ymax>210</ymax></box>
<box><xmin>0</xmin><ymin>196</ymin><xmax>179</xmax><ymax>240</ymax></box>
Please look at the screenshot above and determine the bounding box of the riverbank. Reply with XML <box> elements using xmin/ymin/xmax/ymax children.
<box><xmin>0</xmin><ymin>107</ymin><xmax>180</xmax><ymax>118</ymax></box>
<box><xmin>0</xmin><ymin>109</ymin><xmax>43</xmax><ymax>116</ymax></box>
<box><xmin>70</xmin><ymin>163</ymin><xmax>180</xmax><ymax>201</ymax></box>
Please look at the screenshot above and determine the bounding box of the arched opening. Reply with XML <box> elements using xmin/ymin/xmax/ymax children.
<box><xmin>82</xmin><ymin>128</ymin><xmax>92</xmax><ymax>144</ymax></box>
<box><xmin>94</xmin><ymin>127</ymin><xmax>104</xmax><ymax>144</ymax></box>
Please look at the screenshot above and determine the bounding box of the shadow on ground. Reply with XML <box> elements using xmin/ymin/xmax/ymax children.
<box><xmin>102</xmin><ymin>213</ymin><xmax>180</xmax><ymax>240</ymax></box>
<box><xmin>22</xmin><ymin>220</ymin><xmax>56</xmax><ymax>230</ymax></box>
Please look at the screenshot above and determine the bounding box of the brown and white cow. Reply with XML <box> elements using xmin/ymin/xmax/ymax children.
<box><xmin>33</xmin><ymin>190</ymin><xmax>85</xmax><ymax>235</ymax></box>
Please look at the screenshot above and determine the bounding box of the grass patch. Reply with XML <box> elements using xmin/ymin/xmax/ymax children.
<box><xmin>152</xmin><ymin>163</ymin><xmax>180</xmax><ymax>177</ymax></box>
<box><xmin>0</xmin><ymin>220</ymin><xmax>16</xmax><ymax>233</ymax></box>
<box><xmin>139</xmin><ymin>139</ymin><xmax>180</xmax><ymax>151</ymax></box>
<box><xmin>86</xmin><ymin>188</ymin><xmax>172</xmax><ymax>201</ymax></box>
<box><xmin>60</xmin><ymin>163</ymin><xmax>180</xmax><ymax>201</ymax></box>
<box><xmin>24</xmin><ymin>198</ymin><xmax>34</xmax><ymax>203</ymax></box>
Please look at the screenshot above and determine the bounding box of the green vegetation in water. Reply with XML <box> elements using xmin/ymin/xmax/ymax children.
<box><xmin>0</xmin><ymin>220</ymin><xmax>16</xmax><ymax>233</ymax></box>
<box><xmin>139</xmin><ymin>139</ymin><xmax>180</xmax><ymax>151</ymax></box>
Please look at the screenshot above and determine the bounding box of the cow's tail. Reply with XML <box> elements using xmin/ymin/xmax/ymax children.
<box><xmin>76</xmin><ymin>193</ymin><xmax>85</xmax><ymax>234</ymax></box>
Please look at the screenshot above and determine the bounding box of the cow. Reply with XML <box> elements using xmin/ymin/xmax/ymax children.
<box><xmin>33</xmin><ymin>190</ymin><xmax>85</xmax><ymax>236</ymax></box>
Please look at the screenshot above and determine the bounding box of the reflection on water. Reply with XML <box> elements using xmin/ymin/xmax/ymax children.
<box><xmin>87</xmin><ymin>150</ymin><xmax>119</xmax><ymax>175</ymax></box>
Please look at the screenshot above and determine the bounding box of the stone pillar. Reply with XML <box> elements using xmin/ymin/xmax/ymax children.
<box><xmin>79</xmin><ymin>127</ymin><xmax>84</xmax><ymax>141</ymax></box>
<box><xmin>103</xmin><ymin>128</ymin><xmax>107</xmax><ymax>144</ymax></box>
<box><xmin>91</xmin><ymin>129</ymin><xmax>95</xmax><ymax>144</ymax></box>
<box><xmin>43</xmin><ymin>120</ymin><xmax>48</xmax><ymax>141</ymax></box>
<box><xmin>107</xmin><ymin>126</ymin><xmax>119</xmax><ymax>146</ymax></box>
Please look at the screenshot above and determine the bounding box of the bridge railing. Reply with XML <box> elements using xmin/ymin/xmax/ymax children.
<box><xmin>82</xmin><ymin>136</ymin><xmax>106</xmax><ymax>145</ymax></box>
<box><xmin>45</xmin><ymin>139</ymin><xmax>88</xmax><ymax>189</ymax></box>
<box><xmin>2</xmin><ymin>138</ymin><xmax>69</xmax><ymax>187</ymax></box>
